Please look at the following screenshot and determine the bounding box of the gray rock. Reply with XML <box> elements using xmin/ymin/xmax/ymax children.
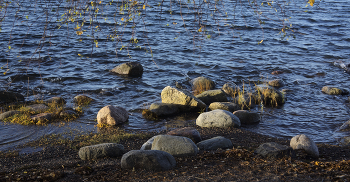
<box><xmin>167</xmin><ymin>127</ymin><xmax>202</xmax><ymax>143</ymax></box>
<box><xmin>196</xmin><ymin>109</ymin><xmax>241</xmax><ymax>128</ymax></box>
<box><xmin>290</xmin><ymin>134</ymin><xmax>319</xmax><ymax>158</ymax></box>
<box><xmin>197</xmin><ymin>136</ymin><xmax>233</xmax><ymax>151</ymax></box>
<box><xmin>111</xmin><ymin>62</ymin><xmax>143</xmax><ymax>77</ymax></box>
<box><xmin>161</xmin><ymin>86</ymin><xmax>206</xmax><ymax>111</ymax></box>
<box><xmin>0</xmin><ymin>110</ymin><xmax>21</xmax><ymax>120</ymax></box>
<box><xmin>151</xmin><ymin>135</ymin><xmax>198</xmax><ymax>157</ymax></box>
<box><xmin>140</xmin><ymin>136</ymin><xmax>157</xmax><ymax>150</ymax></box>
<box><xmin>78</xmin><ymin>143</ymin><xmax>125</xmax><ymax>160</ymax></box>
<box><xmin>73</xmin><ymin>95</ymin><xmax>93</xmax><ymax>105</ymax></box>
<box><xmin>268</xmin><ymin>79</ymin><xmax>284</xmax><ymax>87</ymax></box>
<box><xmin>0</xmin><ymin>91</ymin><xmax>24</xmax><ymax>104</ymax></box>
<box><xmin>97</xmin><ymin>105</ymin><xmax>129</xmax><ymax>126</ymax></box>
<box><xmin>24</xmin><ymin>104</ymin><xmax>49</xmax><ymax>113</ymax></box>
<box><xmin>121</xmin><ymin>150</ymin><xmax>176</xmax><ymax>171</ymax></box>
<box><xmin>45</xmin><ymin>97</ymin><xmax>66</xmax><ymax>105</ymax></box>
<box><xmin>149</xmin><ymin>103</ymin><xmax>179</xmax><ymax>116</ymax></box>
<box><xmin>338</xmin><ymin>120</ymin><xmax>350</xmax><ymax>131</ymax></box>
<box><xmin>31</xmin><ymin>113</ymin><xmax>53</xmax><ymax>123</ymax></box>
<box><xmin>232</xmin><ymin>110</ymin><xmax>260</xmax><ymax>125</ymax></box>
<box><xmin>222</xmin><ymin>82</ymin><xmax>240</xmax><ymax>97</ymax></box>
<box><xmin>208</xmin><ymin>102</ymin><xmax>240</xmax><ymax>112</ymax></box>
<box><xmin>255</xmin><ymin>142</ymin><xmax>294</xmax><ymax>159</ymax></box>
<box><xmin>195</xmin><ymin>89</ymin><xmax>228</xmax><ymax>105</ymax></box>
<box><xmin>255</xmin><ymin>84</ymin><xmax>285</xmax><ymax>106</ymax></box>
<box><xmin>322</xmin><ymin>86</ymin><xmax>348</xmax><ymax>95</ymax></box>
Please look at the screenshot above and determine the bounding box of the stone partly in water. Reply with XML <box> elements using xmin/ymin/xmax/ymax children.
<box><xmin>78</xmin><ymin>143</ymin><xmax>125</xmax><ymax>160</ymax></box>
<box><xmin>192</xmin><ymin>76</ymin><xmax>215</xmax><ymax>95</ymax></box>
<box><xmin>255</xmin><ymin>142</ymin><xmax>294</xmax><ymax>159</ymax></box>
<box><xmin>208</xmin><ymin>102</ymin><xmax>240</xmax><ymax>112</ymax></box>
<box><xmin>45</xmin><ymin>97</ymin><xmax>66</xmax><ymax>106</ymax></box>
<box><xmin>222</xmin><ymin>82</ymin><xmax>240</xmax><ymax>97</ymax></box>
<box><xmin>121</xmin><ymin>150</ymin><xmax>176</xmax><ymax>171</ymax></box>
<box><xmin>195</xmin><ymin>89</ymin><xmax>228</xmax><ymax>105</ymax></box>
<box><xmin>96</xmin><ymin>105</ymin><xmax>129</xmax><ymax>126</ymax></box>
<box><xmin>255</xmin><ymin>84</ymin><xmax>285</xmax><ymax>106</ymax></box>
<box><xmin>111</xmin><ymin>62</ymin><xmax>143</xmax><ymax>77</ymax></box>
<box><xmin>197</xmin><ymin>136</ymin><xmax>233</xmax><ymax>151</ymax></box>
<box><xmin>290</xmin><ymin>134</ymin><xmax>319</xmax><ymax>158</ymax></box>
<box><xmin>0</xmin><ymin>110</ymin><xmax>21</xmax><ymax>120</ymax></box>
<box><xmin>268</xmin><ymin>79</ymin><xmax>284</xmax><ymax>87</ymax></box>
<box><xmin>161</xmin><ymin>86</ymin><xmax>206</xmax><ymax>112</ymax></box>
<box><xmin>0</xmin><ymin>91</ymin><xmax>25</xmax><ymax>104</ymax></box>
<box><xmin>149</xmin><ymin>102</ymin><xmax>179</xmax><ymax>116</ymax></box>
<box><xmin>196</xmin><ymin>109</ymin><xmax>241</xmax><ymax>128</ymax></box>
<box><xmin>151</xmin><ymin>135</ymin><xmax>198</xmax><ymax>157</ymax></box>
<box><xmin>73</xmin><ymin>95</ymin><xmax>93</xmax><ymax>106</ymax></box>
<box><xmin>232</xmin><ymin>110</ymin><xmax>260</xmax><ymax>125</ymax></box>
<box><xmin>322</xmin><ymin>86</ymin><xmax>348</xmax><ymax>95</ymax></box>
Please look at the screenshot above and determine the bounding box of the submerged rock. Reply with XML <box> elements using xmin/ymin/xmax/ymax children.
<box><xmin>111</xmin><ymin>62</ymin><xmax>143</xmax><ymax>77</ymax></box>
<box><xmin>149</xmin><ymin>102</ymin><xmax>179</xmax><ymax>116</ymax></box>
<box><xmin>255</xmin><ymin>84</ymin><xmax>285</xmax><ymax>106</ymax></box>
<box><xmin>322</xmin><ymin>86</ymin><xmax>348</xmax><ymax>95</ymax></box>
<box><xmin>208</xmin><ymin>102</ymin><xmax>240</xmax><ymax>112</ymax></box>
<box><xmin>268</xmin><ymin>79</ymin><xmax>284</xmax><ymax>87</ymax></box>
<box><xmin>73</xmin><ymin>95</ymin><xmax>93</xmax><ymax>105</ymax></box>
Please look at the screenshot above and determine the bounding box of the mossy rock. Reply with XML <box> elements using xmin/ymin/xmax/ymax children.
<box><xmin>73</xmin><ymin>95</ymin><xmax>93</xmax><ymax>106</ymax></box>
<box><xmin>322</xmin><ymin>86</ymin><xmax>348</xmax><ymax>95</ymax></box>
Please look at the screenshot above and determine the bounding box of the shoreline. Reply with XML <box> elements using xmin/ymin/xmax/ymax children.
<box><xmin>1</xmin><ymin>125</ymin><xmax>350</xmax><ymax>181</ymax></box>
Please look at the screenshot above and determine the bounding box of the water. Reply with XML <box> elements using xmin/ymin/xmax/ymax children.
<box><xmin>0</xmin><ymin>0</ymin><xmax>350</xmax><ymax>151</ymax></box>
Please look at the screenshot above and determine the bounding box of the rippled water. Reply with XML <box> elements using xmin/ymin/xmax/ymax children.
<box><xmin>1</xmin><ymin>0</ymin><xmax>350</xmax><ymax>151</ymax></box>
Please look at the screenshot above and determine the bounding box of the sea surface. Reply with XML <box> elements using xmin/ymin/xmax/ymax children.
<box><xmin>1</xmin><ymin>0</ymin><xmax>350</xmax><ymax>151</ymax></box>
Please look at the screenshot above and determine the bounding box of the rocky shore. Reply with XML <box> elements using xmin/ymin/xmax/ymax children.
<box><xmin>1</xmin><ymin>125</ymin><xmax>350</xmax><ymax>182</ymax></box>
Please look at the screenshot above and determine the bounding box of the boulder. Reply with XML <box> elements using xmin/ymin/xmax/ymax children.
<box><xmin>255</xmin><ymin>84</ymin><xmax>285</xmax><ymax>106</ymax></box>
<box><xmin>151</xmin><ymin>135</ymin><xmax>198</xmax><ymax>157</ymax></box>
<box><xmin>111</xmin><ymin>62</ymin><xmax>143</xmax><ymax>77</ymax></box>
<box><xmin>322</xmin><ymin>86</ymin><xmax>348</xmax><ymax>95</ymax></box>
<box><xmin>140</xmin><ymin>136</ymin><xmax>157</xmax><ymax>150</ymax></box>
<box><xmin>0</xmin><ymin>91</ymin><xmax>24</xmax><ymax>104</ymax></box>
<box><xmin>24</xmin><ymin>104</ymin><xmax>49</xmax><ymax>113</ymax></box>
<box><xmin>290</xmin><ymin>134</ymin><xmax>319</xmax><ymax>158</ymax></box>
<box><xmin>255</xmin><ymin>142</ymin><xmax>294</xmax><ymax>159</ymax></box>
<box><xmin>167</xmin><ymin>127</ymin><xmax>202</xmax><ymax>143</ymax></box>
<box><xmin>196</xmin><ymin>109</ymin><xmax>241</xmax><ymax>128</ymax></box>
<box><xmin>121</xmin><ymin>150</ymin><xmax>176</xmax><ymax>171</ymax></box>
<box><xmin>97</xmin><ymin>105</ymin><xmax>129</xmax><ymax>126</ymax></box>
<box><xmin>271</xmin><ymin>70</ymin><xmax>284</xmax><ymax>75</ymax></box>
<box><xmin>192</xmin><ymin>77</ymin><xmax>215</xmax><ymax>95</ymax></box>
<box><xmin>31</xmin><ymin>113</ymin><xmax>53</xmax><ymax>124</ymax></box>
<box><xmin>45</xmin><ymin>97</ymin><xmax>66</xmax><ymax>105</ymax></box>
<box><xmin>0</xmin><ymin>110</ymin><xmax>21</xmax><ymax>120</ymax></box>
<box><xmin>161</xmin><ymin>86</ymin><xmax>206</xmax><ymax>111</ymax></box>
<box><xmin>232</xmin><ymin>110</ymin><xmax>260</xmax><ymax>125</ymax></box>
<box><xmin>197</xmin><ymin>136</ymin><xmax>233</xmax><ymax>151</ymax></box>
<box><xmin>208</xmin><ymin>102</ymin><xmax>240</xmax><ymax>112</ymax></box>
<box><xmin>78</xmin><ymin>143</ymin><xmax>125</xmax><ymax>160</ymax></box>
<box><xmin>222</xmin><ymin>82</ymin><xmax>240</xmax><ymax>97</ymax></box>
<box><xmin>149</xmin><ymin>102</ymin><xmax>179</xmax><ymax>116</ymax></box>
<box><xmin>195</xmin><ymin>89</ymin><xmax>228</xmax><ymax>105</ymax></box>
<box><xmin>73</xmin><ymin>95</ymin><xmax>93</xmax><ymax>105</ymax></box>
<box><xmin>338</xmin><ymin>120</ymin><xmax>350</xmax><ymax>131</ymax></box>
<box><xmin>268</xmin><ymin>79</ymin><xmax>284</xmax><ymax>87</ymax></box>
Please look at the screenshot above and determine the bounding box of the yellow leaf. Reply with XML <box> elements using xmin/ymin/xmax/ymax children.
<box><xmin>76</xmin><ymin>31</ymin><xmax>83</xmax><ymax>35</ymax></box>
<box><xmin>198</xmin><ymin>27</ymin><xmax>202</xmax><ymax>32</ymax></box>
<box><xmin>309</xmin><ymin>0</ymin><xmax>315</xmax><ymax>6</ymax></box>
<box><xmin>143</xmin><ymin>5</ymin><xmax>146</xmax><ymax>10</ymax></box>
<box><xmin>78</xmin><ymin>54</ymin><xmax>81</xmax><ymax>56</ymax></box>
<box><xmin>121</xmin><ymin>18</ymin><xmax>124</xmax><ymax>21</ymax></box>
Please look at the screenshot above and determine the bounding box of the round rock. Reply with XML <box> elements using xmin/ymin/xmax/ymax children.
<box><xmin>197</xmin><ymin>136</ymin><xmax>233</xmax><ymax>151</ymax></box>
<box><xmin>78</xmin><ymin>143</ymin><xmax>125</xmax><ymax>160</ymax></box>
<box><xmin>290</xmin><ymin>134</ymin><xmax>319</xmax><ymax>158</ymax></box>
<box><xmin>196</xmin><ymin>109</ymin><xmax>241</xmax><ymax>128</ymax></box>
<box><xmin>111</xmin><ymin>62</ymin><xmax>143</xmax><ymax>77</ymax></box>
<box><xmin>97</xmin><ymin>105</ymin><xmax>129</xmax><ymax>126</ymax></box>
<box><xmin>151</xmin><ymin>135</ymin><xmax>198</xmax><ymax>157</ymax></box>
